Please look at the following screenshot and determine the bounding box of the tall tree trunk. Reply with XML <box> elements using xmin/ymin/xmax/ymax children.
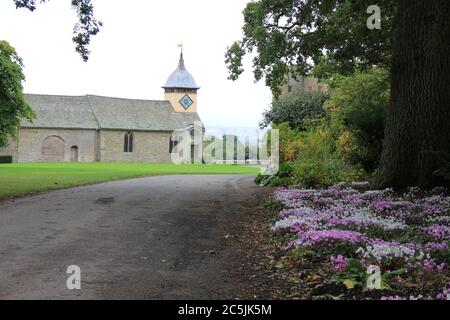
<box><xmin>374</xmin><ymin>0</ymin><xmax>450</xmax><ymax>190</ymax></box>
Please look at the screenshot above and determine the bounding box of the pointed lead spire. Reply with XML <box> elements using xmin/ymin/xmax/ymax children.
<box><xmin>163</xmin><ymin>45</ymin><xmax>200</xmax><ymax>90</ymax></box>
<box><xmin>178</xmin><ymin>49</ymin><xmax>186</xmax><ymax>71</ymax></box>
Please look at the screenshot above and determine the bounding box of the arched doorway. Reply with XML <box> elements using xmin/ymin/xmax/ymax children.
<box><xmin>70</xmin><ymin>146</ymin><xmax>79</xmax><ymax>162</ymax></box>
<box><xmin>42</xmin><ymin>136</ymin><xmax>65</xmax><ymax>161</ymax></box>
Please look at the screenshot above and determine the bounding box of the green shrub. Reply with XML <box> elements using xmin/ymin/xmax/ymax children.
<box><xmin>261</xmin><ymin>197</ymin><xmax>285</xmax><ymax>212</ymax></box>
<box><xmin>255</xmin><ymin>162</ymin><xmax>295</xmax><ymax>187</ymax></box>
<box><xmin>257</xmin><ymin>69</ymin><xmax>387</xmax><ymax>189</ymax></box>
<box><xmin>276</xmin><ymin>162</ymin><xmax>294</xmax><ymax>178</ymax></box>
<box><xmin>291</xmin><ymin>124</ymin><xmax>365</xmax><ymax>188</ymax></box>
<box><xmin>261</xmin><ymin>92</ymin><xmax>329</xmax><ymax>131</ymax></box>
<box><xmin>0</xmin><ymin>156</ymin><xmax>12</xmax><ymax>163</ymax></box>
<box><xmin>267</xmin><ymin>176</ymin><xmax>295</xmax><ymax>187</ymax></box>
<box><xmin>254</xmin><ymin>173</ymin><xmax>268</xmax><ymax>185</ymax></box>
<box><xmin>327</xmin><ymin>68</ymin><xmax>389</xmax><ymax>173</ymax></box>
<box><xmin>273</xmin><ymin>122</ymin><xmax>306</xmax><ymax>163</ymax></box>
<box><xmin>293</xmin><ymin>157</ymin><xmax>364</xmax><ymax>189</ymax></box>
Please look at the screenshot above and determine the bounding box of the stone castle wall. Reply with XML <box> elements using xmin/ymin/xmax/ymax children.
<box><xmin>0</xmin><ymin>137</ymin><xmax>18</xmax><ymax>163</ymax></box>
<box><xmin>0</xmin><ymin>129</ymin><xmax>177</xmax><ymax>163</ymax></box>
<box><xmin>17</xmin><ymin>128</ymin><xmax>97</xmax><ymax>163</ymax></box>
<box><xmin>281</xmin><ymin>76</ymin><xmax>328</xmax><ymax>94</ymax></box>
<box><xmin>99</xmin><ymin>130</ymin><xmax>172</xmax><ymax>163</ymax></box>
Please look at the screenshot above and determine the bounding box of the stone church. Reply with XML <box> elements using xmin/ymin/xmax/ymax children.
<box><xmin>0</xmin><ymin>51</ymin><xmax>203</xmax><ymax>163</ymax></box>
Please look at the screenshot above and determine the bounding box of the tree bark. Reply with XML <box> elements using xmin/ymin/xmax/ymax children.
<box><xmin>374</xmin><ymin>0</ymin><xmax>450</xmax><ymax>190</ymax></box>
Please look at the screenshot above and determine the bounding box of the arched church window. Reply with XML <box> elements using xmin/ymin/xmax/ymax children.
<box><xmin>124</xmin><ymin>132</ymin><xmax>134</xmax><ymax>153</ymax></box>
<box><xmin>169</xmin><ymin>136</ymin><xmax>179</xmax><ymax>153</ymax></box>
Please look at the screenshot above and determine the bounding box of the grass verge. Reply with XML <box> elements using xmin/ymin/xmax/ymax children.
<box><xmin>0</xmin><ymin>163</ymin><xmax>258</xmax><ymax>199</ymax></box>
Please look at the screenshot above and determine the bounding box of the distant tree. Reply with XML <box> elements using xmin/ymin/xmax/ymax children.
<box><xmin>0</xmin><ymin>41</ymin><xmax>35</xmax><ymax>147</ymax></box>
<box><xmin>261</xmin><ymin>92</ymin><xmax>328</xmax><ymax>130</ymax></box>
<box><xmin>13</xmin><ymin>0</ymin><xmax>102</xmax><ymax>61</ymax></box>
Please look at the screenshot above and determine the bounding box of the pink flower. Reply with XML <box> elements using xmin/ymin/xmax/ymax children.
<box><xmin>423</xmin><ymin>224</ymin><xmax>450</xmax><ymax>240</ymax></box>
<box><xmin>436</xmin><ymin>293</ymin><xmax>445</xmax><ymax>300</ymax></box>
<box><xmin>330</xmin><ymin>255</ymin><xmax>348</xmax><ymax>272</ymax></box>
<box><xmin>381</xmin><ymin>296</ymin><xmax>408</xmax><ymax>300</ymax></box>
<box><xmin>423</xmin><ymin>259</ymin><xmax>437</xmax><ymax>272</ymax></box>
<box><xmin>374</xmin><ymin>200</ymin><xmax>395</xmax><ymax>211</ymax></box>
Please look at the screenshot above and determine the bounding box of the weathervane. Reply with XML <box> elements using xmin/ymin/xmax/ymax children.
<box><xmin>177</xmin><ymin>43</ymin><xmax>184</xmax><ymax>53</ymax></box>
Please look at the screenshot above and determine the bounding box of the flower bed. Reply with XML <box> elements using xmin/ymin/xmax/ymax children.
<box><xmin>271</xmin><ymin>183</ymin><xmax>450</xmax><ymax>300</ymax></box>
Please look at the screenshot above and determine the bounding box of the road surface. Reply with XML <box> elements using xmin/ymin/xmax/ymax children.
<box><xmin>0</xmin><ymin>174</ymin><xmax>258</xmax><ymax>299</ymax></box>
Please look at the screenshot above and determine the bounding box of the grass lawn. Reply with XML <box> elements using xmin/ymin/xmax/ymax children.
<box><xmin>0</xmin><ymin>163</ymin><xmax>259</xmax><ymax>199</ymax></box>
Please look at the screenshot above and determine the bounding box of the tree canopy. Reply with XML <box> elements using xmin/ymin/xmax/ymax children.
<box><xmin>0</xmin><ymin>41</ymin><xmax>35</xmax><ymax>147</ymax></box>
<box><xmin>14</xmin><ymin>0</ymin><xmax>102</xmax><ymax>61</ymax></box>
<box><xmin>261</xmin><ymin>91</ymin><xmax>328</xmax><ymax>130</ymax></box>
<box><xmin>225</xmin><ymin>0</ymin><xmax>393</xmax><ymax>96</ymax></box>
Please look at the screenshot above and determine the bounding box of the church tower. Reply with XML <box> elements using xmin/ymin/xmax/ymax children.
<box><xmin>163</xmin><ymin>49</ymin><xmax>200</xmax><ymax>113</ymax></box>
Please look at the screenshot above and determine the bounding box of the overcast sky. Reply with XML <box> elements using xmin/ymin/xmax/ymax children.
<box><xmin>0</xmin><ymin>0</ymin><xmax>272</xmax><ymax>129</ymax></box>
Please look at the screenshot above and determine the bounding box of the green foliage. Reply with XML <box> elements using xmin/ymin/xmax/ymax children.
<box><xmin>225</xmin><ymin>41</ymin><xmax>245</xmax><ymax>81</ymax></box>
<box><xmin>260</xmin><ymin>196</ymin><xmax>285</xmax><ymax>212</ymax></box>
<box><xmin>331</xmin><ymin>258</ymin><xmax>367</xmax><ymax>289</ymax></box>
<box><xmin>275</xmin><ymin>162</ymin><xmax>294</xmax><ymax>178</ymax></box>
<box><xmin>226</xmin><ymin>0</ymin><xmax>394</xmax><ymax>96</ymax></box>
<box><xmin>255</xmin><ymin>69</ymin><xmax>386</xmax><ymax>189</ymax></box>
<box><xmin>261</xmin><ymin>92</ymin><xmax>328</xmax><ymax>131</ymax></box>
<box><xmin>327</xmin><ymin>68</ymin><xmax>389</xmax><ymax>172</ymax></box>
<box><xmin>271</xmin><ymin>118</ymin><xmax>366</xmax><ymax>188</ymax></box>
<box><xmin>293</xmin><ymin>157</ymin><xmax>363</xmax><ymax>189</ymax></box>
<box><xmin>312</xmin><ymin>55</ymin><xmax>342</xmax><ymax>84</ymax></box>
<box><xmin>332</xmin><ymin>258</ymin><xmax>408</xmax><ymax>291</ymax></box>
<box><xmin>273</xmin><ymin>122</ymin><xmax>304</xmax><ymax>163</ymax></box>
<box><xmin>289</xmin><ymin>123</ymin><xmax>365</xmax><ymax>188</ymax></box>
<box><xmin>14</xmin><ymin>0</ymin><xmax>102</xmax><ymax>61</ymax></box>
<box><xmin>255</xmin><ymin>162</ymin><xmax>294</xmax><ymax>187</ymax></box>
<box><xmin>254</xmin><ymin>174</ymin><xmax>266</xmax><ymax>185</ymax></box>
<box><xmin>0</xmin><ymin>41</ymin><xmax>35</xmax><ymax>147</ymax></box>
<box><xmin>0</xmin><ymin>156</ymin><xmax>13</xmax><ymax>164</ymax></box>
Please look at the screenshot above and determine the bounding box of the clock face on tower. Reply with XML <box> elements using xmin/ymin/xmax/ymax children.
<box><xmin>179</xmin><ymin>94</ymin><xmax>194</xmax><ymax>110</ymax></box>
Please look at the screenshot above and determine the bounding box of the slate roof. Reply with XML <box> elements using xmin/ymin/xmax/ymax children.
<box><xmin>22</xmin><ymin>94</ymin><xmax>202</xmax><ymax>131</ymax></box>
<box><xmin>23</xmin><ymin>94</ymin><xmax>98</xmax><ymax>130</ymax></box>
<box><xmin>163</xmin><ymin>52</ymin><xmax>200</xmax><ymax>90</ymax></box>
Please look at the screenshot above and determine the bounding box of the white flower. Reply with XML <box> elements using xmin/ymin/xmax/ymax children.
<box><xmin>356</xmin><ymin>243</ymin><xmax>423</xmax><ymax>263</ymax></box>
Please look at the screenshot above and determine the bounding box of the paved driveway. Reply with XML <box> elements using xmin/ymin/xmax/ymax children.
<box><xmin>0</xmin><ymin>174</ymin><xmax>258</xmax><ymax>299</ymax></box>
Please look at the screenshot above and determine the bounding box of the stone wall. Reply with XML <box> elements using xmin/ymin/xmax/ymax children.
<box><xmin>10</xmin><ymin>128</ymin><xmax>175</xmax><ymax>163</ymax></box>
<box><xmin>99</xmin><ymin>130</ymin><xmax>172</xmax><ymax>163</ymax></box>
<box><xmin>0</xmin><ymin>136</ymin><xmax>18</xmax><ymax>163</ymax></box>
<box><xmin>17</xmin><ymin>128</ymin><xmax>97</xmax><ymax>162</ymax></box>
<box><xmin>281</xmin><ymin>76</ymin><xmax>328</xmax><ymax>94</ymax></box>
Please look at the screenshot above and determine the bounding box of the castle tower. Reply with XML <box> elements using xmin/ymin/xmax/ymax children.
<box><xmin>163</xmin><ymin>49</ymin><xmax>200</xmax><ymax>113</ymax></box>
